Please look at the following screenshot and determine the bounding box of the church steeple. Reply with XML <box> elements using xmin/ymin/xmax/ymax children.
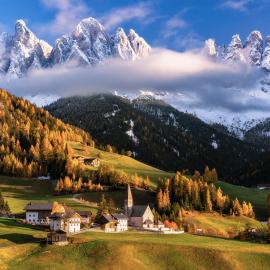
<box><xmin>125</xmin><ymin>184</ymin><xmax>133</xmax><ymax>216</ymax></box>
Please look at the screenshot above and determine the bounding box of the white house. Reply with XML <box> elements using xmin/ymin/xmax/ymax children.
<box><xmin>113</xmin><ymin>214</ymin><xmax>128</xmax><ymax>231</ymax></box>
<box><xmin>24</xmin><ymin>202</ymin><xmax>53</xmax><ymax>225</ymax></box>
<box><xmin>99</xmin><ymin>214</ymin><xmax>128</xmax><ymax>232</ymax></box>
<box><xmin>49</xmin><ymin>206</ymin><xmax>82</xmax><ymax>234</ymax></box>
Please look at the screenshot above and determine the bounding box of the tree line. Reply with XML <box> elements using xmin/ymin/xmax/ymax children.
<box><xmin>54</xmin><ymin>164</ymin><xmax>151</xmax><ymax>194</ymax></box>
<box><xmin>155</xmin><ymin>169</ymin><xmax>255</xmax><ymax>223</ymax></box>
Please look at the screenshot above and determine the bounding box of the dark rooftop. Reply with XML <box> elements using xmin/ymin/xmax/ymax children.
<box><xmin>130</xmin><ymin>205</ymin><xmax>148</xmax><ymax>217</ymax></box>
<box><xmin>77</xmin><ymin>210</ymin><xmax>92</xmax><ymax>217</ymax></box>
<box><xmin>24</xmin><ymin>202</ymin><xmax>53</xmax><ymax>211</ymax></box>
<box><xmin>112</xmin><ymin>214</ymin><xmax>128</xmax><ymax>220</ymax></box>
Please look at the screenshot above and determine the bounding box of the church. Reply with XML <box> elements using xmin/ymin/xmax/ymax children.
<box><xmin>124</xmin><ymin>184</ymin><xmax>155</xmax><ymax>228</ymax></box>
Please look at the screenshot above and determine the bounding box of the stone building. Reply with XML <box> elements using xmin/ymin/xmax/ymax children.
<box><xmin>124</xmin><ymin>184</ymin><xmax>154</xmax><ymax>228</ymax></box>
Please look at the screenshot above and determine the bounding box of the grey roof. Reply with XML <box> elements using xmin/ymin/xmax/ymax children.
<box><xmin>25</xmin><ymin>202</ymin><xmax>53</xmax><ymax>211</ymax></box>
<box><xmin>112</xmin><ymin>214</ymin><xmax>128</xmax><ymax>220</ymax></box>
<box><xmin>77</xmin><ymin>210</ymin><xmax>92</xmax><ymax>217</ymax></box>
<box><xmin>130</xmin><ymin>205</ymin><xmax>148</xmax><ymax>217</ymax></box>
<box><xmin>102</xmin><ymin>214</ymin><xmax>114</xmax><ymax>222</ymax></box>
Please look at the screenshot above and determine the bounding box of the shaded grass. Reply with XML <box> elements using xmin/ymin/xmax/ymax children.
<box><xmin>7</xmin><ymin>232</ymin><xmax>270</xmax><ymax>270</ymax></box>
<box><xmin>0</xmin><ymin>175</ymin><xmax>96</xmax><ymax>214</ymax></box>
<box><xmin>217</xmin><ymin>181</ymin><xmax>269</xmax><ymax>219</ymax></box>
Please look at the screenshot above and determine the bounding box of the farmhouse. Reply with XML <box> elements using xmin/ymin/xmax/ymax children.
<box><xmin>84</xmin><ymin>158</ymin><xmax>100</xmax><ymax>167</ymax></box>
<box><xmin>49</xmin><ymin>205</ymin><xmax>82</xmax><ymax>233</ymax></box>
<box><xmin>99</xmin><ymin>213</ymin><xmax>128</xmax><ymax>232</ymax></box>
<box><xmin>77</xmin><ymin>210</ymin><xmax>92</xmax><ymax>225</ymax></box>
<box><xmin>24</xmin><ymin>202</ymin><xmax>53</xmax><ymax>225</ymax></box>
<box><xmin>74</xmin><ymin>156</ymin><xmax>100</xmax><ymax>167</ymax></box>
<box><xmin>124</xmin><ymin>184</ymin><xmax>155</xmax><ymax>228</ymax></box>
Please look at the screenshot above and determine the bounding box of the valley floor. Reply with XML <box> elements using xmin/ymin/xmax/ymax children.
<box><xmin>0</xmin><ymin>174</ymin><xmax>270</xmax><ymax>270</ymax></box>
<box><xmin>1</xmin><ymin>219</ymin><xmax>270</xmax><ymax>270</ymax></box>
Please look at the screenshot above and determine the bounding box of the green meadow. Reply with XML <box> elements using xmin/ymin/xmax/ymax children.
<box><xmin>69</xmin><ymin>141</ymin><xmax>174</xmax><ymax>186</ymax></box>
<box><xmin>217</xmin><ymin>181</ymin><xmax>269</xmax><ymax>219</ymax></box>
<box><xmin>0</xmin><ymin>221</ymin><xmax>269</xmax><ymax>270</ymax></box>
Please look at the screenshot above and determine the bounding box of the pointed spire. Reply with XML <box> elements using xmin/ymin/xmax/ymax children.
<box><xmin>127</xmin><ymin>183</ymin><xmax>133</xmax><ymax>205</ymax></box>
<box><xmin>125</xmin><ymin>183</ymin><xmax>133</xmax><ymax>216</ymax></box>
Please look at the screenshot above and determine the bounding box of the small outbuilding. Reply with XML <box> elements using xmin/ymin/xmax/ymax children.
<box><xmin>47</xmin><ymin>230</ymin><xmax>68</xmax><ymax>245</ymax></box>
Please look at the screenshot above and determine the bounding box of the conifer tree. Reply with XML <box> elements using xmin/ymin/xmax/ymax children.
<box><xmin>204</xmin><ymin>188</ymin><xmax>212</xmax><ymax>212</ymax></box>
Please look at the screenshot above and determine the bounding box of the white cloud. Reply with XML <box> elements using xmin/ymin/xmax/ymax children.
<box><xmin>39</xmin><ymin>0</ymin><xmax>90</xmax><ymax>36</ymax></box>
<box><xmin>221</xmin><ymin>0</ymin><xmax>252</xmax><ymax>11</ymax></box>
<box><xmin>99</xmin><ymin>2</ymin><xmax>153</xmax><ymax>30</ymax></box>
<box><xmin>162</xmin><ymin>14</ymin><xmax>188</xmax><ymax>39</ymax></box>
<box><xmin>2</xmin><ymin>48</ymin><xmax>266</xmax><ymax>114</ymax></box>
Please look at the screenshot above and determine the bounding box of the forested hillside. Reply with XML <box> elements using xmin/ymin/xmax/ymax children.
<box><xmin>0</xmin><ymin>89</ymin><xmax>94</xmax><ymax>178</ymax></box>
<box><xmin>47</xmin><ymin>94</ymin><xmax>260</xmax><ymax>184</ymax></box>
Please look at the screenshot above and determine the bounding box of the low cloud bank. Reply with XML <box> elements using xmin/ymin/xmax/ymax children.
<box><xmin>1</xmin><ymin>48</ymin><xmax>268</xmax><ymax>113</ymax></box>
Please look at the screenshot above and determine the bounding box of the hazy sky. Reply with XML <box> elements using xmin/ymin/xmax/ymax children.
<box><xmin>1</xmin><ymin>0</ymin><xmax>270</xmax><ymax>50</ymax></box>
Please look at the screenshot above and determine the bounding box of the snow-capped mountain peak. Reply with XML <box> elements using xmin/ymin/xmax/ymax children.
<box><xmin>111</xmin><ymin>27</ymin><xmax>136</xmax><ymax>60</ymax></box>
<box><xmin>244</xmin><ymin>30</ymin><xmax>263</xmax><ymax>66</ymax></box>
<box><xmin>262</xmin><ymin>35</ymin><xmax>270</xmax><ymax>71</ymax></box>
<box><xmin>224</xmin><ymin>34</ymin><xmax>246</xmax><ymax>63</ymax></box>
<box><xmin>128</xmin><ymin>29</ymin><xmax>151</xmax><ymax>59</ymax></box>
<box><xmin>0</xmin><ymin>17</ymin><xmax>151</xmax><ymax>78</ymax></box>
<box><xmin>204</xmin><ymin>38</ymin><xmax>217</xmax><ymax>57</ymax></box>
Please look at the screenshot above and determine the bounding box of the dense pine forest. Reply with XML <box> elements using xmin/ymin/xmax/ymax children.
<box><xmin>0</xmin><ymin>89</ymin><xmax>94</xmax><ymax>178</ymax></box>
<box><xmin>47</xmin><ymin>94</ymin><xmax>262</xmax><ymax>185</ymax></box>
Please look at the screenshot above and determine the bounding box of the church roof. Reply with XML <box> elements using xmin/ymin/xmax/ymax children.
<box><xmin>130</xmin><ymin>205</ymin><xmax>149</xmax><ymax>217</ymax></box>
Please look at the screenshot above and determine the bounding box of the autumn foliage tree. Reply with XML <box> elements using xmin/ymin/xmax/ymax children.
<box><xmin>0</xmin><ymin>89</ymin><xmax>94</xmax><ymax>178</ymax></box>
<box><xmin>155</xmin><ymin>170</ymin><xmax>255</xmax><ymax>222</ymax></box>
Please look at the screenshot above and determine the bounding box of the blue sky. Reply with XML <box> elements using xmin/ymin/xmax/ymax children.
<box><xmin>1</xmin><ymin>0</ymin><xmax>270</xmax><ymax>50</ymax></box>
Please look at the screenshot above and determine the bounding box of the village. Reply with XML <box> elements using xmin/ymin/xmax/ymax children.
<box><xmin>24</xmin><ymin>184</ymin><xmax>183</xmax><ymax>245</ymax></box>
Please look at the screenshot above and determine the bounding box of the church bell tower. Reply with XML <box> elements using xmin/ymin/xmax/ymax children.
<box><xmin>124</xmin><ymin>184</ymin><xmax>133</xmax><ymax>216</ymax></box>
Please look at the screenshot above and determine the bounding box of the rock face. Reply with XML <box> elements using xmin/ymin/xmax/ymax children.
<box><xmin>203</xmin><ymin>31</ymin><xmax>270</xmax><ymax>92</ymax></box>
<box><xmin>204</xmin><ymin>39</ymin><xmax>218</xmax><ymax>57</ymax></box>
<box><xmin>6</xmin><ymin>20</ymin><xmax>52</xmax><ymax>77</ymax></box>
<box><xmin>0</xmin><ymin>17</ymin><xmax>151</xmax><ymax>77</ymax></box>
<box><xmin>224</xmin><ymin>34</ymin><xmax>245</xmax><ymax>63</ymax></box>
<box><xmin>262</xmin><ymin>36</ymin><xmax>270</xmax><ymax>71</ymax></box>
<box><xmin>205</xmin><ymin>30</ymin><xmax>267</xmax><ymax>67</ymax></box>
<box><xmin>244</xmin><ymin>31</ymin><xmax>263</xmax><ymax>66</ymax></box>
<box><xmin>111</xmin><ymin>27</ymin><xmax>136</xmax><ymax>61</ymax></box>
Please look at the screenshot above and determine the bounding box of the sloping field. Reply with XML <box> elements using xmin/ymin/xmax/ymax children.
<box><xmin>217</xmin><ymin>181</ymin><xmax>269</xmax><ymax>219</ymax></box>
<box><xmin>0</xmin><ymin>176</ymin><xmax>95</xmax><ymax>214</ymax></box>
<box><xmin>69</xmin><ymin>141</ymin><xmax>174</xmax><ymax>185</ymax></box>
<box><xmin>183</xmin><ymin>212</ymin><xmax>265</xmax><ymax>238</ymax></box>
<box><xmin>4</xmin><ymin>230</ymin><xmax>270</xmax><ymax>270</ymax></box>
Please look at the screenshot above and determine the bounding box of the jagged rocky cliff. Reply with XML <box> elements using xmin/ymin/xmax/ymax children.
<box><xmin>0</xmin><ymin>17</ymin><xmax>151</xmax><ymax>78</ymax></box>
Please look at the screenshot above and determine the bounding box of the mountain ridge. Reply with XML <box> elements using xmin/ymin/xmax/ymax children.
<box><xmin>0</xmin><ymin>18</ymin><xmax>150</xmax><ymax>77</ymax></box>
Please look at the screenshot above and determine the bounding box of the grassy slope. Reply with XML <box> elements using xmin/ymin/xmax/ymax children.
<box><xmin>217</xmin><ymin>181</ymin><xmax>269</xmax><ymax>219</ymax></box>
<box><xmin>69</xmin><ymin>141</ymin><xmax>174</xmax><ymax>185</ymax></box>
<box><xmin>0</xmin><ymin>223</ymin><xmax>269</xmax><ymax>270</ymax></box>
<box><xmin>183</xmin><ymin>212</ymin><xmax>265</xmax><ymax>238</ymax></box>
<box><xmin>0</xmin><ymin>176</ymin><xmax>96</xmax><ymax>214</ymax></box>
